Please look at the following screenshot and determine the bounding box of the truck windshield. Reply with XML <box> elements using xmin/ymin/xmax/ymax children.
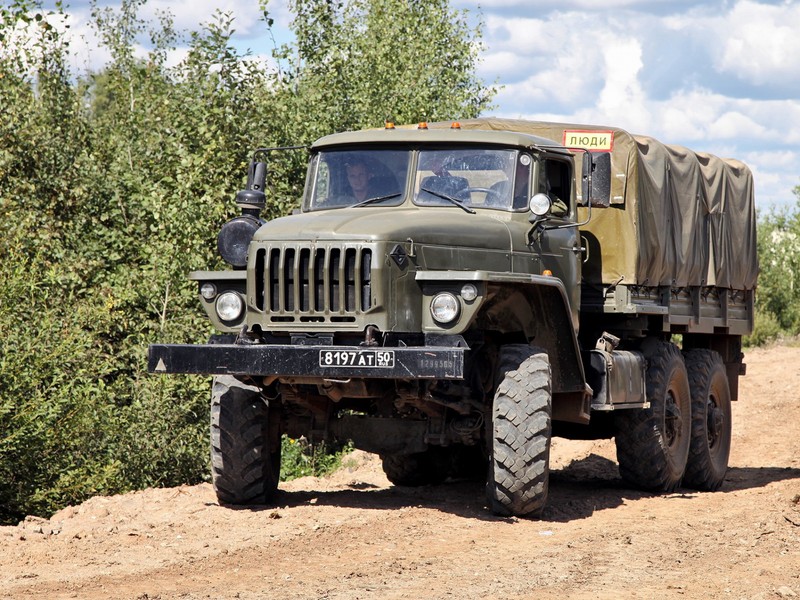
<box><xmin>414</xmin><ymin>148</ymin><xmax>527</xmax><ymax>211</ymax></box>
<box><xmin>306</xmin><ymin>149</ymin><xmax>409</xmax><ymax>211</ymax></box>
<box><xmin>304</xmin><ymin>147</ymin><xmax>530</xmax><ymax>212</ymax></box>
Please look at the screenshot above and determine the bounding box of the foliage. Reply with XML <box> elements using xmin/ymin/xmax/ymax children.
<box><xmin>273</xmin><ymin>0</ymin><xmax>492</xmax><ymax>133</ymax></box>
<box><xmin>280</xmin><ymin>436</ymin><xmax>354</xmax><ymax>481</ymax></box>
<box><xmin>746</xmin><ymin>309</ymin><xmax>783</xmax><ymax>347</ymax></box>
<box><xmin>0</xmin><ymin>0</ymin><xmax>495</xmax><ymax>523</ymax></box>
<box><xmin>746</xmin><ymin>185</ymin><xmax>800</xmax><ymax>346</ymax></box>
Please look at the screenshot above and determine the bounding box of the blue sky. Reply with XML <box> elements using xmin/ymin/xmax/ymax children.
<box><xmin>40</xmin><ymin>0</ymin><xmax>800</xmax><ymax>211</ymax></box>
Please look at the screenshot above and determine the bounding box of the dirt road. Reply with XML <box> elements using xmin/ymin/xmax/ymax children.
<box><xmin>2</xmin><ymin>345</ymin><xmax>799</xmax><ymax>600</ymax></box>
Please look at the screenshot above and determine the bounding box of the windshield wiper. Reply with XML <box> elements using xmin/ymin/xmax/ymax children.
<box><xmin>419</xmin><ymin>187</ymin><xmax>476</xmax><ymax>214</ymax></box>
<box><xmin>348</xmin><ymin>192</ymin><xmax>403</xmax><ymax>208</ymax></box>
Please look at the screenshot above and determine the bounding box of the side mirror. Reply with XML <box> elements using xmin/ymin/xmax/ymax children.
<box><xmin>581</xmin><ymin>152</ymin><xmax>611</xmax><ymax>208</ymax></box>
<box><xmin>235</xmin><ymin>160</ymin><xmax>267</xmax><ymax>216</ymax></box>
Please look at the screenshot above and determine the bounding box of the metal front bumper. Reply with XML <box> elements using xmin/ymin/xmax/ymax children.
<box><xmin>148</xmin><ymin>343</ymin><xmax>465</xmax><ymax>380</ymax></box>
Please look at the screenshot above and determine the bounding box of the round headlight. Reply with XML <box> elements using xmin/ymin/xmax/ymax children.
<box><xmin>529</xmin><ymin>193</ymin><xmax>552</xmax><ymax>217</ymax></box>
<box><xmin>217</xmin><ymin>214</ymin><xmax>262</xmax><ymax>268</ymax></box>
<box><xmin>200</xmin><ymin>282</ymin><xmax>217</xmax><ymax>300</ymax></box>
<box><xmin>460</xmin><ymin>283</ymin><xmax>478</xmax><ymax>302</ymax></box>
<box><xmin>216</xmin><ymin>291</ymin><xmax>244</xmax><ymax>322</ymax></box>
<box><xmin>430</xmin><ymin>292</ymin><xmax>460</xmax><ymax>324</ymax></box>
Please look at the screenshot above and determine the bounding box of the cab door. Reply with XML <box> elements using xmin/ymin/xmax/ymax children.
<box><xmin>536</xmin><ymin>156</ymin><xmax>582</xmax><ymax>330</ymax></box>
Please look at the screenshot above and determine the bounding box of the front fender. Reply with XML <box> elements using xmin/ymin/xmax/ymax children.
<box><xmin>416</xmin><ymin>271</ymin><xmax>586</xmax><ymax>397</ymax></box>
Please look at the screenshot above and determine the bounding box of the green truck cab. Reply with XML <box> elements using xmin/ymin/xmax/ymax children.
<box><xmin>149</xmin><ymin>118</ymin><xmax>757</xmax><ymax>517</ymax></box>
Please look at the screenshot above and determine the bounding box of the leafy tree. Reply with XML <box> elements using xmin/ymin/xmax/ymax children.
<box><xmin>273</xmin><ymin>0</ymin><xmax>492</xmax><ymax>134</ymax></box>
<box><xmin>0</xmin><ymin>0</ymin><xmax>496</xmax><ymax>523</ymax></box>
<box><xmin>748</xmin><ymin>184</ymin><xmax>800</xmax><ymax>346</ymax></box>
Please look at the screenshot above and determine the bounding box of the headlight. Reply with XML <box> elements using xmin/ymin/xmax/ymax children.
<box><xmin>216</xmin><ymin>291</ymin><xmax>245</xmax><ymax>322</ymax></box>
<box><xmin>217</xmin><ymin>214</ymin><xmax>262</xmax><ymax>268</ymax></box>
<box><xmin>460</xmin><ymin>284</ymin><xmax>478</xmax><ymax>302</ymax></box>
<box><xmin>200</xmin><ymin>283</ymin><xmax>217</xmax><ymax>300</ymax></box>
<box><xmin>430</xmin><ymin>292</ymin><xmax>460</xmax><ymax>324</ymax></box>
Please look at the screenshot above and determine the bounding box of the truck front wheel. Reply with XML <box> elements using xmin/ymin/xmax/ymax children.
<box><xmin>486</xmin><ymin>344</ymin><xmax>552</xmax><ymax>517</ymax></box>
<box><xmin>614</xmin><ymin>342</ymin><xmax>691</xmax><ymax>492</ymax></box>
<box><xmin>210</xmin><ymin>375</ymin><xmax>282</xmax><ymax>505</ymax></box>
<box><xmin>682</xmin><ymin>349</ymin><xmax>732</xmax><ymax>491</ymax></box>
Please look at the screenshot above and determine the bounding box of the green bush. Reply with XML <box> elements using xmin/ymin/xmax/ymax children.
<box><xmin>280</xmin><ymin>436</ymin><xmax>354</xmax><ymax>481</ymax></box>
<box><xmin>751</xmin><ymin>195</ymin><xmax>800</xmax><ymax>346</ymax></box>
<box><xmin>745</xmin><ymin>309</ymin><xmax>783</xmax><ymax>348</ymax></box>
<box><xmin>0</xmin><ymin>0</ymin><xmax>494</xmax><ymax>523</ymax></box>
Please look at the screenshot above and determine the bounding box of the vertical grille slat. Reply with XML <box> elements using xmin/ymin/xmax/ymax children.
<box><xmin>299</xmin><ymin>248</ymin><xmax>311</xmax><ymax>312</ymax></box>
<box><xmin>314</xmin><ymin>249</ymin><xmax>325</xmax><ymax>311</ymax></box>
<box><xmin>361</xmin><ymin>249</ymin><xmax>372</xmax><ymax>311</ymax></box>
<box><xmin>345</xmin><ymin>248</ymin><xmax>356</xmax><ymax>312</ymax></box>
<box><xmin>283</xmin><ymin>248</ymin><xmax>295</xmax><ymax>311</ymax></box>
<box><xmin>330</xmin><ymin>249</ymin><xmax>341</xmax><ymax>313</ymax></box>
<box><xmin>255</xmin><ymin>245</ymin><xmax>372</xmax><ymax>319</ymax></box>
<box><xmin>255</xmin><ymin>248</ymin><xmax>266</xmax><ymax>311</ymax></box>
<box><xmin>269</xmin><ymin>248</ymin><xmax>280</xmax><ymax>312</ymax></box>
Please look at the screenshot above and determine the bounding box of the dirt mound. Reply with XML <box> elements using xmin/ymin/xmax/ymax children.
<box><xmin>2</xmin><ymin>346</ymin><xmax>799</xmax><ymax>599</ymax></box>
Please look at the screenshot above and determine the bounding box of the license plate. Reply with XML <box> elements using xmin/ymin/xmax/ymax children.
<box><xmin>318</xmin><ymin>349</ymin><xmax>395</xmax><ymax>368</ymax></box>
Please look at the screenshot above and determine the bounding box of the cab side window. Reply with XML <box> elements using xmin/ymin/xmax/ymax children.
<box><xmin>539</xmin><ymin>159</ymin><xmax>572</xmax><ymax>218</ymax></box>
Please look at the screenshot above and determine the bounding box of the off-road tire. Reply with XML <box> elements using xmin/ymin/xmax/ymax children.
<box><xmin>381</xmin><ymin>447</ymin><xmax>450</xmax><ymax>486</ymax></box>
<box><xmin>448</xmin><ymin>444</ymin><xmax>486</xmax><ymax>481</ymax></box>
<box><xmin>682</xmin><ymin>349</ymin><xmax>732</xmax><ymax>491</ymax></box>
<box><xmin>210</xmin><ymin>375</ymin><xmax>281</xmax><ymax>505</ymax></box>
<box><xmin>614</xmin><ymin>342</ymin><xmax>691</xmax><ymax>492</ymax></box>
<box><xmin>486</xmin><ymin>344</ymin><xmax>552</xmax><ymax>517</ymax></box>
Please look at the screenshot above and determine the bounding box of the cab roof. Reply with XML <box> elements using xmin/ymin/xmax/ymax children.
<box><xmin>311</xmin><ymin>126</ymin><xmax>569</xmax><ymax>155</ymax></box>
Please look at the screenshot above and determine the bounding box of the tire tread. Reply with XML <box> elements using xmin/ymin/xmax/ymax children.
<box><xmin>210</xmin><ymin>375</ymin><xmax>280</xmax><ymax>505</ymax></box>
<box><xmin>487</xmin><ymin>344</ymin><xmax>551</xmax><ymax>517</ymax></box>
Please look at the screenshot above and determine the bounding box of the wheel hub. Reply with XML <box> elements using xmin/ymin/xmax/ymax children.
<box><xmin>707</xmin><ymin>403</ymin><xmax>724</xmax><ymax>447</ymax></box>
<box><xmin>664</xmin><ymin>393</ymin><xmax>683</xmax><ymax>447</ymax></box>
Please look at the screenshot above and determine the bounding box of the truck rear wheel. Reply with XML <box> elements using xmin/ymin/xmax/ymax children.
<box><xmin>614</xmin><ymin>342</ymin><xmax>691</xmax><ymax>492</ymax></box>
<box><xmin>682</xmin><ymin>349</ymin><xmax>732</xmax><ymax>491</ymax></box>
<box><xmin>381</xmin><ymin>447</ymin><xmax>450</xmax><ymax>486</ymax></box>
<box><xmin>486</xmin><ymin>344</ymin><xmax>552</xmax><ymax>517</ymax></box>
<box><xmin>210</xmin><ymin>375</ymin><xmax>282</xmax><ymax>505</ymax></box>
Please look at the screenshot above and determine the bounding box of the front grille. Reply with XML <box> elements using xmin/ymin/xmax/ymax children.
<box><xmin>253</xmin><ymin>245</ymin><xmax>373</xmax><ymax>320</ymax></box>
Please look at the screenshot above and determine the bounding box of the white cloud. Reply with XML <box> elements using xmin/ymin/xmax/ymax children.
<box><xmin>717</xmin><ymin>1</ymin><xmax>800</xmax><ymax>85</ymax></box>
<box><xmin>594</xmin><ymin>35</ymin><xmax>648</xmax><ymax>128</ymax></box>
<box><xmin>745</xmin><ymin>151</ymin><xmax>799</xmax><ymax>210</ymax></box>
<box><xmin>142</xmin><ymin>0</ymin><xmax>264</xmax><ymax>35</ymax></box>
<box><xmin>480</xmin><ymin>12</ymin><xmax>608</xmax><ymax>110</ymax></box>
<box><xmin>708</xmin><ymin>111</ymin><xmax>767</xmax><ymax>140</ymax></box>
<box><xmin>665</xmin><ymin>0</ymin><xmax>800</xmax><ymax>88</ymax></box>
<box><xmin>482</xmin><ymin>14</ymin><xmax>553</xmax><ymax>54</ymax></box>
<box><xmin>480</xmin><ymin>51</ymin><xmax>537</xmax><ymax>81</ymax></box>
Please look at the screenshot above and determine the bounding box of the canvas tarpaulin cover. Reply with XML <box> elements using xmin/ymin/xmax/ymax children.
<box><xmin>436</xmin><ymin>118</ymin><xmax>758</xmax><ymax>291</ymax></box>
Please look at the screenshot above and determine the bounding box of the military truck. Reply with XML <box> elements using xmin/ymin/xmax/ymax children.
<box><xmin>149</xmin><ymin>118</ymin><xmax>757</xmax><ymax>517</ymax></box>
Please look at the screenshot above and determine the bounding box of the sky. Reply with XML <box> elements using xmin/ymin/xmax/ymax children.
<box><xmin>38</xmin><ymin>0</ymin><xmax>800</xmax><ymax>211</ymax></box>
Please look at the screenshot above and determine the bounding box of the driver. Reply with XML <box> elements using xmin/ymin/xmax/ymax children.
<box><xmin>346</xmin><ymin>160</ymin><xmax>372</xmax><ymax>202</ymax></box>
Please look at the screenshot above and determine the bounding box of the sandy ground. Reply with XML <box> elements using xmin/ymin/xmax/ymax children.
<box><xmin>1</xmin><ymin>345</ymin><xmax>799</xmax><ymax>600</ymax></box>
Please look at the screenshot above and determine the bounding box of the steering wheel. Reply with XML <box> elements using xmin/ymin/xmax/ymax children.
<box><xmin>465</xmin><ymin>187</ymin><xmax>505</xmax><ymax>207</ymax></box>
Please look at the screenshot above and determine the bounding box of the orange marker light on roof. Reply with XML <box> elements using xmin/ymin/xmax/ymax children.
<box><xmin>418</xmin><ymin>122</ymin><xmax>428</xmax><ymax>130</ymax></box>
<box><xmin>451</xmin><ymin>121</ymin><xmax>461</xmax><ymax>129</ymax></box>
<box><xmin>542</xmin><ymin>269</ymin><xmax>553</xmax><ymax>277</ymax></box>
<box><xmin>385</xmin><ymin>121</ymin><xmax>395</xmax><ymax>129</ymax></box>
